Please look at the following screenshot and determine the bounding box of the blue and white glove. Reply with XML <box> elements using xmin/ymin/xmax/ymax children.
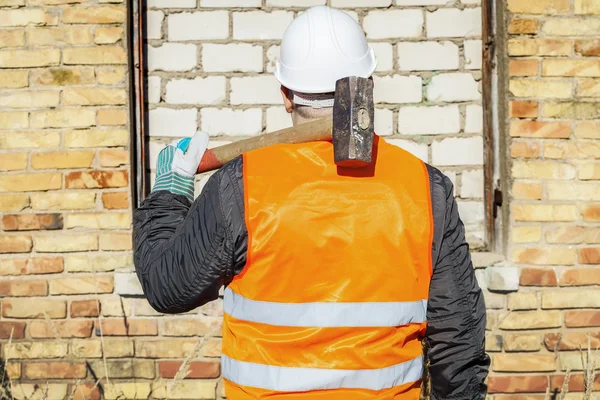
<box><xmin>152</xmin><ymin>132</ymin><xmax>209</xmax><ymax>202</ymax></box>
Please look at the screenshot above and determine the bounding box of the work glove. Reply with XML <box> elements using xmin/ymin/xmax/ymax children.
<box><xmin>152</xmin><ymin>131</ymin><xmax>209</xmax><ymax>202</ymax></box>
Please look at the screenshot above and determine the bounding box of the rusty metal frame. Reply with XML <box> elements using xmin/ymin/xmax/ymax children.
<box><xmin>130</xmin><ymin>0</ymin><xmax>149</xmax><ymax>208</ymax></box>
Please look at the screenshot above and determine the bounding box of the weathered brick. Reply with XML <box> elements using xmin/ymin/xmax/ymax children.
<box><xmin>486</xmin><ymin>333</ymin><xmax>502</xmax><ymax>352</ymax></box>
<box><xmin>3</xmin><ymin>214</ymin><xmax>62</xmax><ymax>232</ymax></box>
<box><xmin>66</xmin><ymin>253</ymin><xmax>131</xmax><ymax>272</ymax></box>
<box><xmin>500</xmin><ymin>310</ymin><xmax>560</xmax><ymax>330</ymax></box>
<box><xmin>504</xmin><ymin>334</ymin><xmax>541</xmax><ymax>352</ymax></box>
<box><xmin>66</xmin><ymin>170</ymin><xmax>128</xmax><ymax>189</ymax></box>
<box><xmin>0</xmin><ymin>194</ymin><xmax>29</xmax><ymax>212</ymax></box>
<box><xmin>565</xmin><ymin>310</ymin><xmax>600</xmax><ymax>327</ymax></box>
<box><xmin>0</xmin><ymin>9</ymin><xmax>58</xmax><ymax>27</ymax></box>
<box><xmin>508</xmin><ymin>18</ymin><xmax>538</xmax><ymax>34</ymax></box>
<box><xmin>161</xmin><ymin>318</ymin><xmax>222</xmax><ymax>337</ymax></box>
<box><xmin>512</xmin><ymin>226</ymin><xmax>542</xmax><ymax>243</ymax></box>
<box><xmin>71</xmin><ymin>384</ymin><xmax>101</xmax><ymax>400</ymax></box>
<box><xmin>562</xmin><ymin>268</ymin><xmax>600</xmax><ymax>286</ymax></box>
<box><xmin>547</xmin><ymin>182</ymin><xmax>600</xmax><ymax>201</ymax></box>
<box><xmin>583</xmin><ymin>205</ymin><xmax>600</xmax><ymax>221</ymax></box>
<box><xmin>488</xmin><ymin>375</ymin><xmax>548</xmax><ymax>393</ymax></box>
<box><xmin>31</xmin><ymin>192</ymin><xmax>96</xmax><ymax>210</ymax></box>
<box><xmin>104</xmin><ymin>340</ymin><xmax>135</xmax><ymax>358</ymax></box>
<box><xmin>97</xmin><ymin>109</ymin><xmax>127</xmax><ymax>126</ymax></box>
<box><xmin>520</xmin><ymin>268</ymin><xmax>558</xmax><ymax>286</ymax></box>
<box><xmin>543</xmin><ymin>18</ymin><xmax>600</xmax><ymax>36</ymax></box>
<box><xmin>0</xmin><ymin>111</ymin><xmax>28</xmax><ymax>129</ymax></box>
<box><xmin>11</xmin><ymin>384</ymin><xmax>68</xmax><ymax>400</ymax></box>
<box><xmin>159</xmin><ymin>361</ymin><xmax>220</xmax><ymax>379</ymax></box>
<box><xmin>513</xmin><ymin>248</ymin><xmax>576</xmax><ymax>265</ymax></box>
<box><xmin>30</xmin><ymin>320</ymin><xmax>93</xmax><ymax>338</ymax></box>
<box><xmin>2</xmin><ymin>298</ymin><xmax>66</xmax><ymax>319</ymax></box>
<box><xmin>0</xmin><ymin>173</ymin><xmax>62</xmax><ymax>192</ymax></box>
<box><xmin>0</xmin><ymin>235</ymin><xmax>32</xmax><ymax>253</ymax></box>
<box><xmin>585</xmin><ymin>227</ymin><xmax>600</xmax><ymax>243</ymax></box>
<box><xmin>151</xmin><ymin>380</ymin><xmax>217</xmax><ymax>400</ymax></box>
<box><xmin>63</xmin><ymin>46</ymin><xmax>126</xmax><ymax>65</ymax></box>
<box><xmin>575</xmin><ymin>0</ymin><xmax>600</xmax><ymax>14</ymax></box>
<box><xmin>71</xmin><ymin>300</ymin><xmax>100</xmax><ymax>318</ymax></box>
<box><xmin>0</xmin><ymin>132</ymin><xmax>61</xmax><ymax>149</ymax></box>
<box><xmin>103</xmin><ymin>383</ymin><xmax>151</xmax><ymax>400</ymax></box>
<box><xmin>65</xmin><ymin>213</ymin><xmax>130</xmax><ymax>229</ymax></box>
<box><xmin>64</xmin><ymin>129</ymin><xmax>129</xmax><ymax>148</ymax></box>
<box><xmin>31</xmin><ymin>109</ymin><xmax>95</xmax><ymax>129</ymax></box>
<box><xmin>511</xmin><ymin>142</ymin><xmax>540</xmax><ymax>158</ymax></box>
<box><xmin>32</xmin><ymin>68</ymin><xmax>95</xmax><ymax>86</ymax></box>
<box><xmin>102</xmin><ymin>192</ymin><xmax>129</xmax><ymax>210</ymax></box>
<box><xmin>575</xmin><ymin>122</ymin><xmax>600</xmax><ymax>139</ymax></box>
<box><xmin>95</xmin><ymin>26</ymin><xmax>123</xmax><ymax>44</ymax></box>
<box><xmin>49</xmin><ymin>276</ymin><xmax>113</xmax><ymax>295</ymax></box>
<box><xmin>64</xmin><ymin>88</ymin><xmax>127</xmax><ymax>106</ymax></box>
<box><xmin>492</xmin><ymin>354</ymin><xmax>556</xmax><ymax>372</ymax></box>
<box><xmin>0</xmin><ymin>70</ymin><xmax>28</xmax><ymax>88</ymax></box>
<box><xmin>544</xmin><ymin>141</ymin><xmax>600</xmax><ymax>159</ymax></box>
<box><xmin>577</xmin><ymin>78</ymin><xmax>600</xmax><ymax>97</ymax></box>
<box><xmin>5</xmin><ymin>342</ymin><xmax>68</xmax><ymax>359</ymax></box>
<box><xmin>31</xmin><ymin>151</ymin><xmax>94</xmax><ymax>170</ymax></box>
<box><xmin>510</xmin><ymin>101</ymin><xmax>538</xmax><ymax>118</ymax></box>
<box><xmin>97</xmin><ymin>66</ymin><xmax>126</xmax><ymax>85</ymax></box>
<box><xmin>71</xmin><ymin>339</ymin><xmax>102</xmax><ymax>358</ymax></box>
<box><xmin>29</xmin><ymin>0</ymin><xmax>87</xmax><ymax>4</ymax></box>
<box><xmin>34</xmin><ymin>234</ymin><xmax>98</xmax><ymax>253</ymax></box>
<box><xmin>579</xmin><ymin>163</ymin><xmax>600</xmax><ymax>180</ymax></box>
<box><xmin>575</xmin><ymin>39</ymin><xmax>600</xmax><ymax>56</ymax></box>
<box><xmin>512</xmin><ymin>182</ymin><xmax>542</xmax><ymax>200</ymax></box>
<box><xmin>98</xmin><ymin>150</ymin><xmax>128</xmax><ymax>168</ymax></box>
<box><xmin>96</xmin><ymin>319</ymin><xmax>158</xmax><ymax>336</ymax></box>
<box><xmin>509</xmin><ymin>120</ymin><xmax>570</xmax><ymax>138</ymax></box>
<box><xmin>28</xmin><ymin>26</ymin><xmax>93</xmax><ymax>46</ymax></box>
<box><xmin>542</xmin><ymin>290</ymin><xmax>600</xmax><ymax>308</ymax></box>
<box><xmin>550</xmin><ymin>374</ymin><xmax>600</xmax><ymax>392</ymax></box>
<box><xmin>100</xmin><ymin>232</ymin><xmax>132</xmax><ymax>251</ymax></box>
<box><xmin>512</xmin><ymin>161</ymin><xmax>576</xmax><ymax>180</ymax></box>
<box><xmin>546</xmin><ymin>226</ymin><xmax>586</xmax><ymax>244</ymax></box>
<box><xmin>507</xmin><ymin>292</ymin><xmax>538</xmax><ymax>310</ymax></box>
<box><xmin>63</xmin><ymin>6</ymin><xmax>125</xmax><ymax>24</ymax></box>
<box><xmin>135</xmin><ymin>340</ymin><xmax>200</xmax><ymax>358</ymax></box>
<box><xmin>508</xmin><ymin>39</ymin><xmax>571</xmax><ymax>56</ymax></box>
<box><xmin>0</xmin><ymin>153</ymin><xmax>27</xmax><ymax>171</ymax></box>
<box><xmin>579</xmin><ymin>247</ymin><xmax>600</xmax><ymax>264</ymax></box>
<box><xmin>0</xmin><ymin>91</ymin><xmax>60</xmax><ymax>109</ymax></box>
<box><xmin>0</xmin><ymin>29</ymin><xmax>25</xmax><ymax>47</ymax></box>
<box><xmin>0</xmin><ymin>49</ymin><xmax>59</xmax><ymax>68</ymax></box>
<box><xmin>545</xmin><ymin>332</ymin><xmax>600</xmax><ymax>351</ymax></box>
<box><xmin>0</xmin><ymin>321</ymin><xmax>26</xmax><ymax>339</ymax></box>
<box><xmin>88</xmin><ymin>359</ymin><xmax>155</xmax><ymax>379</ymax></box>
<box><xmin>543</xmin><ymin>60</ymin><xmax>600</xmax><ymax>77</ymax></box>
<box><xmin>559</xmin><ymin>352</ymin><xmax>600</xmax><ymax>371</ymax></box>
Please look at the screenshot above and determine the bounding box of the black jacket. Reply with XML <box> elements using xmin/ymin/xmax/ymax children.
<box><xmin>134</xmin><ymin>155</ymin><xmax>490</xmax><ymax>399</ymax></box>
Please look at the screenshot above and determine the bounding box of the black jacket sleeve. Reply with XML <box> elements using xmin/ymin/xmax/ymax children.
<box><xmin>133</xmin><ymin>157</ymin><xmax>247</xmax><ymax>314</ymax></box>
<box><xmin>425</xmin><ymin>165</ymin><xmax>490</xmax><ymax>399</ymax></box>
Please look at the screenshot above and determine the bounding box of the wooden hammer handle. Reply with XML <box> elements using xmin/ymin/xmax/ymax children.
<box><xmin>197</xmin><ymin>117</ymin><xmax>333</xmax><ymax>174</ymax></box>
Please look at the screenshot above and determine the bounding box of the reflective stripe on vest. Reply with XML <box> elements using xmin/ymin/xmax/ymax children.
<box><xmin>224</xmin><ymin>287</ymin><xmax>428</xmax><ymax>327</ymax></box>
<box><xmin>222</xmin><ymin>354</ymin><xmax>424</xmax><ymax>392</ymax></box>
<box><xmin>223</xmin><ymin>138</ymin><xmax>433</xmax><ymax>398</ymax></box>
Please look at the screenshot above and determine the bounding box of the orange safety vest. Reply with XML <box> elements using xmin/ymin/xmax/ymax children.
<box><xmin>222</xmin><ymin>136</ymin><xmax>433</xmax><ymax>399</ymax></box>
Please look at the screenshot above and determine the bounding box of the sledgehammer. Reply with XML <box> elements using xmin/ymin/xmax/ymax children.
<box><xmin>196</xmin><ymin>76</ymin><xmax>375</xmax><ymax>174</ymax></box>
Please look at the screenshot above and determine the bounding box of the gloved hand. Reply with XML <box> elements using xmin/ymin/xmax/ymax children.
<box><xmin>152</xmin><ymin>131</ymin><xmax>209</xmax><ymax>202</ymax></box>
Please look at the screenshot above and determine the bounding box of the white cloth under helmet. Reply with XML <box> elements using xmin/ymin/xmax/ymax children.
<box><xmin>274</xmin><ymin>6</ymin><xmax>377</xmax><ymax>96</ymax></box>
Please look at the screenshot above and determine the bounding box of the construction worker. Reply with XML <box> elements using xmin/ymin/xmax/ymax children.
<box><xmin>134</xmin><ymin>5</ymin><xmax>490</xmax><ymax>400</ymax></box>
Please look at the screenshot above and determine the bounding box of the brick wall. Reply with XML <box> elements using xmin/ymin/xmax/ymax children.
<box><xmin>0</xmin><ymin>0</ymin><xmax>138</xmax><ymax>398</ymax></box>
<box><xmin>145</xmin><ymin>0</ymin><xmax>487</xmax><ymax>249</ymax></box>
<box><xmin>484</xmin><ymin>0</ymin><xmax>600</xmax><ymax>396</ymax></box>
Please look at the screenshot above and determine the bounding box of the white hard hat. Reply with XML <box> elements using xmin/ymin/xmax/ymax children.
<box><xmin>274</xmin><ymin>6</ymin><xmax>377</xmax><ymax>94</ymax></box>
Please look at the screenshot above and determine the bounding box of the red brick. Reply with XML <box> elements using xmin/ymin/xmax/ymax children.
<box><xmin>96</xmin><ymin>319</ymin><xmax>158</xmax><ymax>336</ymax></box>
<box><xmin>0</xmin><ymin>321</ymin><xmax>26</xmax><ymax>339</ymax></box>
<box><xmin>511</xmin><ymin>142</ymin><xmax>541</xmax><ymax>158</ymax></box>
<box><xmin>488</xmin><ymin>375</ymin><xmax>548</xmax><ymax>393</ymax></box>
<box><xmin>70</xmin><ymin>300</ymin><xmax>100</xmax><ymax>318</ymax></box>
<box><xmin>102</xmin><ymin>192</ymin><xmax>128</xmax><ymax>209</ymax></box>
<box><xmin>509</xmin><ymin>60</ymin><xmax>539</xmax><ymax>77</ymax></box>
<box><xmin>23</xmin><ymin>362</ymin><xmax>86</xmax><ymax>379</ymax></box>
<box><xmin>510</xmin><ymin>101</ymin><xmax>538</xmax><ymax>118</ymax></box>
<box><xmin>0</xmin><ymin>257</ymin><xmax>64</xmax><ymax>276</ymax></box>
<box><xmin>158</xmin><ymin>361</ymin><xmax>220</xmax><ymax>379</ymax></box>
<box><xmin>561</xmin><ymin>268</ymin><xmax>600</xmax><ymax>286</ymax></box>
<box><xmin>579</xmin><ymin>248</ymin><xmax>600</xmax><ymax>264</ymax></box>
<box><xmin>0</xmin><ymin>235</ymin><xmax>32</xmax><ymax>253</ymax></box>
<box><xmin>2</xmin><ymin>214</ymin><xmax>63</xmax><ymax>231</ymax></box>
<box><xmin>575</xmin><ymin>40</ymin><xmax>600</xmax><ymax>57</ymax></box>
<box><xmin>550</xmin><ymin>374</ymin><xmax>600</xmax><ymax>392</ymax></box>
<box><xmin>66</xmin><ymin>170</ymin><xmax>128</xmax><ymax>189</ymax></box>
<box><xmin>583</xmin><ymin>205</ymin><xmax>600</xmax><ymax>221</ymax></box>
<box><xmin>30</xmin><ymin>320</ymin><xmax>93</xmax><ymax>338</ymax></box>
<box><xmin>545</xmin><ymin>332</ymin><xmax>600</xmax><ymax>351</ymax></box>
<box><xmin>0</xmin><ymin>280</ymin><xmax>47</xmax><ymax>296</ymax></box>
<box><xmin>520</xmin><ymin>268</ymin><xmax>558</xmax><ymax>286</ymax></box>
<box><xmin>565</xmin><ymin>311</ymin><xmax>600</xmax><ymax>327</ymax></box>
<box><xmin>510</xmin><ymin>120</ymin><xmax>571</xmax><ymax>139</ymax></box>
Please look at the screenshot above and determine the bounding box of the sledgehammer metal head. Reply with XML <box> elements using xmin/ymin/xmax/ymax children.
<box><xmin>332</xmin><ymin>76</ymin><xmax>375</xmax><ymax>168</ymax></box>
